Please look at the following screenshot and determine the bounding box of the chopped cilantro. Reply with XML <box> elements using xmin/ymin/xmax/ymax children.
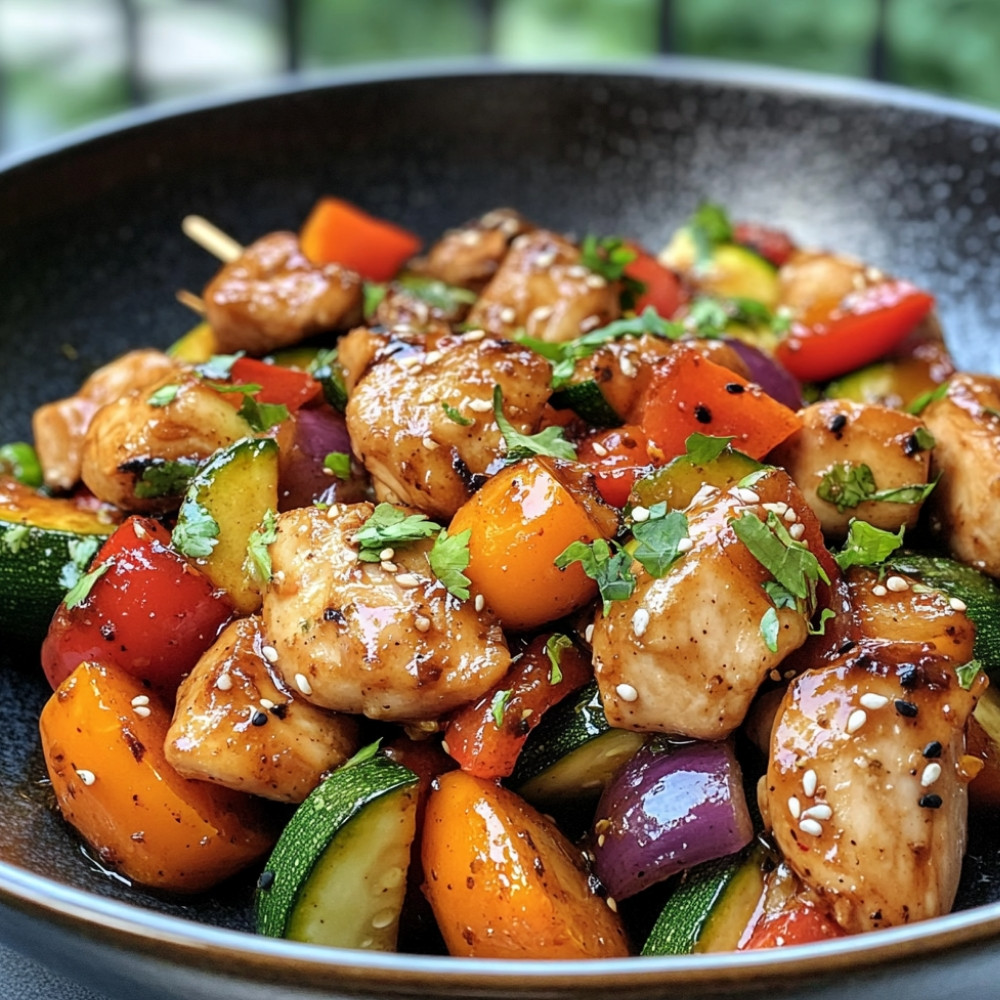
<box><xmin>688</xmin><ymin>202</ymin><xmax>733</xmax><ymax>267</ymax></box>
<box><xmin>760</xmin><ymin>606</ymin><xmax>780</xmax><ymax>653</ymax></box>
<box><xmin>579</xmin><ymin>235</ymin><xmax>637</xmax><ymax>283</ymax></box>
<box><xmin>323</xmin><ymin>452</ymin><xmax>352</xmax><ymax>480</ymax></box>
<box><xmin>631</xmin><ymin>504</ymin><xmax>690</xmax><ymax>577</ymax></box>
<box><xmin>809</xmin><ymin>607</ymin><xmax>837</xmax><ymax>636</ymax></box>
<box><xmin>59</xmin><ymin>535</ymin><xmax>103</xmax><ymax>590</ymax></box>
<box><xmin>428</xmin><ymin>528</ymin><xmax>472</xmax><ymax>600</ymax></box>
<box><xmin>397</xmin><ymin>274</ymin><xmax>478</xmax><ymax>311</ymax></box>
<box><xmin>906</xmin><ymin>381</ymin><xmax>949</xmax><ymax>415</ymax></box>
<box><xmin>2</xmin><ymin>524</ymin><xmax>30</xmax><ymax>554</ymax></box>
<box><xmin>64</xmin><ymin>558</ymin><xmax>112</xmax><ymax>609</ymax></box>
<box><xmin>545</xmin><ymin>633</ymin><xmax>574</xmax><ymax>684</ymax></box>
<box><xmin>172</xmin><ymin>497</ymin><xmax>220</xmax><ymax>558</ymax></box>
<box><xmin>957</xmin><ymin>659</ymin><xmax>984</xmax><ymax>690</ymax></box>
<box><xmin>912</xmin><ymin>426</ymin><xmax>936</xmax><ymax>451</ymax></box>
<box><xmin>493</xmin><ymin>385</ymin><xmax>576</xmax><ymax>462</ymax></box>
<box><xmin>342</xmin><ymin>738</ymin><xmax>383</xmax><ymax>770</ymax></box>
<box><xmin>554</xmin><ymin>537</ymin><xmax>635</xmax><ymax>613</ymax></box>
<box><xmin>491</xmin><ymin>688</ymin><xmax>513</xmax><ymax>728</ymax></box>
<box><xmin>205</xmin><ymin>380</ymin><xmax>264</xmax><ymax>395</ymax></box>
<box><xmin>684</xmin><ymin>432</ymin><xmax>735</xmax><ymax>465</ymax></box>
<box><xmin>148</xmin><ymin>383</ymin><xmax>180</xmax><ymax>408</ymax></box>
<box><xmin>133</xmin><ymin>458</ymin><xmax>199</xmax><ymax>499</ymax></box>
<box><xmin>363</xmin><ymin>282</ymin><xmax>388</xmax><ymax>320</ymax></box>
<box><xmin>245</xmin><ymin>508</ymin><xmax>278</xmax><ymax>583</ymax></box>
<box><xmin>195</xmin><ymin>353</ymin><xmax>244</xmax><ymax>380</ymax></box>
<box><xmin>238</xmin><ymin>395</ymin><xmax>290</xmax><ymax>432</ymax></box>
<box><xmin>353</xmin><ymin>503</ymin><xmax>441</xmax><ymax>562</ymax></box>
<box><xmin>442</xmin><ymin>402</ymin><xmax>474</xmax><ymax>426</ymax></box>
<box><xmin>834</xmin><ymin>520</ymin><xmax>905</xmax><ymax>572</ymax></box>
<box><xmin>309</xmin><ymin>348</ymin><xmax>349</xmax><ymax>411</ymax></box>
<box><xmin>817</xmin><ymin>461</ymin><xmax>936</xmax><ymax>512</ymax></box>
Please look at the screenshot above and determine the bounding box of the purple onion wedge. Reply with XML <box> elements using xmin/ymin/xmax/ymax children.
<box><xmin>724</xmin><ymin>337</ymin><xmax>804</xmax><ymax>411</ymax></box>
<box><xmin>590</xmin><ymin>737</ymin><xmax>753</xmax><ymax>901</ymax></box>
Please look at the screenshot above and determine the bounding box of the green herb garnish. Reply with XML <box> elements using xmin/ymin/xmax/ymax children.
<box><xmin>428</xmin><ymin>528</ymin><xmax>472</xmax><ymax>600</ymax></box>
<box><xmin>133</xmin><ymin>458</ymin><xmax>199</xmax><ymax>499</ymax></box>
<box><xmin>491</xmin><ymin>689</ymin><xmax>513</xmax><ymax>728</ymax></box>
<box><xmin>834</xmin><ymin>520</ymin><xmax>905</xmax><ymax>572</ymax></box>
<box><xmin>442</xmin><ymin>402</ymin><xmax>474</xmax><ymax>426</ymax></box>
<box><xmin>817</xmin><ymin>461</ymin><xmax>936</xmax><ymax>513</ymax></box>
<box><xmin>353</xmin><ymin>503</ymin><xmax>442</xmax><ymax>562</ymax></box>
<box><xmin>554</xmin><ymin>538</ymin><xmax>636</xmax><ymax>614</ymax></box>
<box><xmin>493</xmin><ymin>385</ymin><xmax>576</xmax><ymax>462</ymax></box>
<box><xmin>148</xmin><ymin>383</ymin><xmax>180</xmax><ymax>408</ymax></box>
<box><xmin>323</xmin><ymin>452</ymin><xmax>352</xmax><ymax>480</ymax></box>
<box><xmin>172</xmin><ymin>497</ymin><xmax>221</xmax><ymax>558</ymax></box>
<box><xmin>631</xmin><ymin>503</ymin><xmax>690</xmax><ymax>577</ymax></box>
<box><xmin>245</xmin><ymin>509</ymin><xmax>278</xmax><ymax>583</ymax></box>
<box><xmin>238</xmin><ymin>395</ymin><xmax>290</xmax><ymax>432</ymax></box>
<box><xmin>64</xmin><ymin>558</ymin><xmax>112</xmax><ymax>609</ymax></box>
<box><xmin>545</xmin><ymin>633</ymin><xmax>574</xmax><ymax>684</ymax></box>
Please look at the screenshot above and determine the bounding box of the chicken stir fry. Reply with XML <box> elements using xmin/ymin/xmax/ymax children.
<box><xmin>18</xmin><ymin>197</ymin><xmax>1000</xmax><ymax>960</ymax></box>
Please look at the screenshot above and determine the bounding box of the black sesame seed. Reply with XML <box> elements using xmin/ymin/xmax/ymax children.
<box><xmin>694</xmin><ymin>403</ymin><xmax>712</xmax><ymax>424</ymax></box>
<box><xmin>828</xmin><ymin>413</ymin><xmax>848</xmax><ymax>435</ymax></box>
<box><xmin>100</xmin><ymin>623</ymin><xmax>116</xmax><ymax>641</ymax></box>
<box><xmin>903</xmin><ymin>432</ymin><xmax>922</xmax><ymax>456</ymax></box>
<box><xmin>725</xmin><ymin>382</ymin><xmax>745</xmax><ymax>394</ymax></box>
<box><xmin>257</xmin><ymin>870</ymin><xmax>276</xmax><ymax>891</ymax></box>
<box><xmin>838</xmin><ymin>640</ymin><xmax>857</xmax><ymax>656</ymax></box>
<box><xmin>922</xmin><ymin>741</ymin><xmax>943</xmax><ymax>759</ymax></box>
<box><xmin>269</xmin><ymin>703</ymin><xmax>288</xmax><ymax>720</ymax></box>
<box><xmin>894</xmin><ymin>699</ymin><xmax>919</xmax><ymax>718</ymax></box>
<box><xmin>251</xmin><ymin>710</ymin><xmax>268</xmax><ymax>727</ymax></box>
<box><xmin>897</xmin><ymin>665</ymin><xmax>919</xmax><ymax>688</ymax></box>
<box><xmin>323</xmin><ymin>607</ymin><xmax>346</xmax><ymax>624</ymax></box>
<box><xmin>919</xmin><ymin>793</ymin><xmax>943</xmax><ymax>809</ymax></box>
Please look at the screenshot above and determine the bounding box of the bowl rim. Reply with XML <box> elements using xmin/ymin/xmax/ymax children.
<box><xmin>4</xmin><ymin>55</ymin><xmax>1000</xmax><ymax>991</ymax></box>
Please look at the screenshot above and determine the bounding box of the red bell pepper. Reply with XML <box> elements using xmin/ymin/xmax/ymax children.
<box><xmin>41</xmin><ymin>516</ymin><xmax>234</xmax><ymax>694</ymax></box>
<box><xmin>577</xmin><ymin>424</ymin><xmax>655</xmax><ymax>508</ymax></box>
<box><xmin>624</xmin><ymin>248</ymin><xmax>687</xmax><ymax>318</ymax></box>
<box><xmin>299</xmin><ymin>196</ymin><xmax>422</xmax><ymax>282</ymax></box>
<box><xmin>742</xmin><ymin>902</ymin><xmax>845</xmax><ymax>949</ymax></box>
<box><xmin>732</xmin><ymin>222</ymin><xmax>796</xmax><ymax>268</ymax></box>
<box><xmin>637</xmin><ymin>347</ymin><xmax>802</xmax><ymax>465</ymax></box>
<box><xmin>775</xmin><ymin>279</ymin><xmax>935</xmax><ymax>383</ymax></box>
<box><xmin>228</xmin><ymin>356</ymin><xmax>321</xmax><ymax>410</ymax></box>
<box><xmin>443</xmin><ymin>633</ymin><xmax>592</xmax><ymax>779</ymax></box>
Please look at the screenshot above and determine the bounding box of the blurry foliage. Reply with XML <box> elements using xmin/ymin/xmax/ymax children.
<box><xmin>2</xmin><ymin>0</ymin><xmax>999</xmax><ymax>155</ymax></box>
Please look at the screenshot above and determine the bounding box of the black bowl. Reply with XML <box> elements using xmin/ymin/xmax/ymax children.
<box><xmin>3</xmin><ymin>59</ymin><xmax>1000</xmax><ymax>1000</ymax></box>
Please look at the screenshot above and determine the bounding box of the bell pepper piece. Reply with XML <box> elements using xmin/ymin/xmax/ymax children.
<box><xmin>577</xmin><ymin>424</ymin><xmax>654</xmax><ymax>508</ymax></box>
<box><xmin>742</xmin><ymin>901</ymin><xmax>845</xmax><ymax>949</ymax></box>
<box><xmin>625</xmin><ymin>248</ymin><xmax>687</xmax><ymax>318</ymax></box>
<box><xmin>228</xmin><ymin>356</ymin><xmax>322</xmax><ymax>411</ymax></box>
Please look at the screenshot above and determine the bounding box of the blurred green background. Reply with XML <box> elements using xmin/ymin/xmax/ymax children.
<box><xmin>2</xmin><ymin>0</ymin><xmax>999</xmax><ymax>156</ymax></box>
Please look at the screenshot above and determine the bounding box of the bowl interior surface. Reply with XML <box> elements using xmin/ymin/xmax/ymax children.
<box><xmin>3</xmin><ymin>61</ymin><xmax>1000</xmax><ymax>999</ymax></box>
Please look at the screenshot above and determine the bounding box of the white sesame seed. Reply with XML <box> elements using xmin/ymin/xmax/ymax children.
<box><xmin>789</xmin><ymin>522</ymin><xmax>806</xmax><ymax>540</ymax></box>
<box><xmin>632</xmin><ymin>608</ymin><xmax>650</xmax><ymax>637</ymax></box>
<box><xmin>259</xmin><ymin>698</ymin><xmax>275</xmax><ymax>710</ymax></box>
<box><xmin>133</xmin><ymin>705</ymin><xmax>151</xmax><ymax>718</ymax></box>
<box><xmin>691</xmin><ymin>484</ymin><xmax>716</xmax><ymax>506</ymax></box>
<box><xmin>737</xmin><ymin>488</ymin><xmax>760</xmax><ymax>504</ymax></box>
<box><xmin>371</xmin><ymin>908</ymin><xmax>396</xmax><ymax>930</ymax></box>
<box><xmin>133</xmin><ymin>523</ymin><xmax>147</xmax><ymax>539</ymax></box>
<box><xmin>585</xmin><ymin>273</ymin><xmax>607</xmax><ymax>289</ymax></box>
<box><xmin>801</xmin><ymin>803</ymin><xmax>833</xmax><ymax>821</ymax></box>
<box><xmin>872</xmin><ymin>584</ymin><xmax>888</xmax><ymax>597</ymax></box>
<box><xmin>859</xmin><ymin>693</ymin><xmax>889</xmax><ymax>710</ymax></box>
<box><xmin>414</xmin><ymin>615</ymin><xmax>431</xmax><ymax>632</ymax></box>
<box><xmin>534</xmin><ymin>250</ymin><xmax>557</xmax><ymax>269</ymax></box>
<box><xmin>769</xmin><ymin>668</ymin><xmax>782</xmax><ymax>682</ymax></box>
<box><xmin>295</xmin><ymin>673</ymin><xmax>313</xmax><ymax>696</ymax></box>
<box><xmin>921</xmin><ymin>762</ymin><xmax>943</xmax><ymax>787</ymax></box>
<box><xmin>379</xmin><ymin>547</ymin><xmax>395</xmax><ymax>561</ymax></box>
<box><xmin>528</xmin><ymin>305</ymin><xmax>554</xmax><ymax>325</ymax></box>
<box><xmin>763</xmin><ymin>502</ymin><xmax>788</xmax><ymax>516</ymax></box>
<box><xmin>591</xmin><ymin>441</ymin><xmax>609</xmax><ymax>457</ymax></box>
<box><xmin>474</xmin><ymin>594</ymin><xmax>485</xmax><ymax>612</ymax></box>
<box><xmin>631</xmin><ymin>505</ymin><xmax>650</xmax><ymax>522</ymax></box>
<box><xmin>788</xmin><ymin>795</ymin><xmax>801</xmax><ymax>819</ymax></box>
<box><xmin>783</xmin><ymin>507</ymin><xmax>798</xmax><ymax>523</ymax></box>
<box><xmin>395</xmin><ymin>573</ymin><xmax>421</xmax><ymax>588</ymax></box>
<box><xmin>616</xmin><ymin>683</ymin><xmax>639</xmax><ymax>702</ymax></box>
<box><xmin>467</xmin><ymin>397</ymin><xmax>493</xmax><ymax>413</ymax></box>
<box><xmin>463</xmin><ymin>328</ymin><xmax>486</xmax><ymax>342</ymax></box>
<box><xmin>424</xmin><ymin>350</ymin><xmax>443</xmax><ymax>365</ymax></box>
<box><xmin>949</xmin><ymin>596</ymin><xmax>968</xmax><ymax>612</ymax></box>
<box><xmin>499</xmin><ymin>306</ymin><xmax>517</xmax><ymax>324</ymax></box>
<box><xmin>422</xmin><ymin>436</ymin><xmax>439</xmax><ymax>451</ymax></box>
<box><xmin>605</xmin><ymin>896</ymin><xmax>618</xmax><ymax>912</ymax></box>
<box><xmin>802</xmin><ymin>768</ymin><xmax>818</xmax><ymax>798</ymax></box>
<box><xmin>847</xmin><ymin>709</ymin><xmax>868</xmax><ymax>734</ymax></box>
<box><xmin>799</xmin><ymin>818</ymin><xmax>824</xmax><ymax>837</ymax></box>
<box><xmin>130</xmin><ymin>695</ymin><xmax>150</xmax><ymax>707</ymax></box>
<box><xmin>885</xmin><ymin>575</ymin><xmax>910</xmax><ymax>593</ymax></box>
<box><xmin>676</xmin><ymin>537</ymin><xmax>694</xmax><ymax>553</ymax></box>
<box><xmin>261</xmin><ymin>644</ymin><xmax>279</xmax><ymax>664</ymax></box>
<box><xmin>397</xmin><ymin>355</ymin><xmax>423</xmax><ymax>369</ymax></box>
<box><xmin>619</xmin><ymin>354</ymin><xmax>638</xmax><ymax>379</ymax></box>
<box><xmin>567</xmin><ymin>264</ymin><xmax>588</xmax><ymax>279</ymax></box>
<box><xmin>584</xmin><ymin>623</ymin><xmax>595</xmax><ymax>643</ymax></box>
<box><xmin>216</xmin><ymin>673</ymin><xmax>233</xmax><ymax>691</ymax></box>
<box><xmin>75</xmin><ymin>768</ymin><xmax>96</xmax><ymax>786</ymax></box>
<box><xmin>597</xmin><ymin>833</ymin><xmax>606</xmax><ymax>848</ymax></box>
<box><xmin>381</xmin><ymin>560</ymin><xmax>398</xmax><ymax>573</ymax></box>
<box><xmin>459</xmin><ymin>229</ymin><xmax>482</xmax><ymax>246</ymax></box>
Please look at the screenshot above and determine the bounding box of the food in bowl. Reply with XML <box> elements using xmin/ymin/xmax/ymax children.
<box><xmin>6</xmin><ymin>195</ymin><xmax>999</xmax><ymax>960</ymax></box>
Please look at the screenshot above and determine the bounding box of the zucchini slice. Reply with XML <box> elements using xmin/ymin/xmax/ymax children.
<box><xmin>256</xmin><ymin>751</ymin><xmax>419</xmax><ymax>950</ymax></box>
<box><xmin>0</xmin><ymin>478</ymin><xmax>116</xmax><ymax>639</ymax></box>
<box><xmin>629</xmin><ymin>447</ymin><xmax>763</xmax><ymax>512</ymax></box>
<box><xmin>641</xmin><ymin>843</ymin><xmax>768</xmax><ymax>955</ymax></box>
<box><xmin>508</xmin><ymin>680</ymin><xmax>645</xmax><ymax>809</ymax></box>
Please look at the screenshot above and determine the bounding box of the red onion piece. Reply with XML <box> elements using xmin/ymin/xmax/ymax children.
<box><xmin>590</xmin><ymin>737</ymin><xmax>753</xmax><ymax>901</ymax></box>
<box><xmin>724</xmin><ymin>337</ymin><xmax>804</xmax><ymax>411</ymax></box>
<box><xmin>278</xmin><ymin>405</ymin><xmax>368</xmax><ymax>510</ymax></box>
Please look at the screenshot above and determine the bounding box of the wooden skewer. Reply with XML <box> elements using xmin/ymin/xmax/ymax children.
<box><xmin>175</xmin><ymin>288</ymin><xmax>206</xmax><ymax>315</ymax></box>
<box><xmin>182</xmin><ymin>214</ymin><xmax>244</xmax><ymax>263</ymax></box>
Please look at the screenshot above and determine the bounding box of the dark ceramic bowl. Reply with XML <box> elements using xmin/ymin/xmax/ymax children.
<box><xmin>3</xmin><ymin>59</ymin><xmax>1000</xmax><ymax>1000</ymax></box>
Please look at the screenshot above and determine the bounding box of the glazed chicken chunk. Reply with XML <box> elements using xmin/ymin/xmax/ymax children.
<box><xmin>166</xmin><ymin>616</ymin><xmax>359</xmax><ymax>804</ymax></box>
<box><xmin>204</xmin><ymin>231</ymin><xmax>363</xmax><ymax>355</ymax></box>
<box><xmin>261</xmin><ymin>503</ymin><xmax>512</xmax><ymax>722</ymax></box>
<box><xmin>345</xmin><ymin>333</ymin><xmax>552</xmax><ymax>520</ymax></box>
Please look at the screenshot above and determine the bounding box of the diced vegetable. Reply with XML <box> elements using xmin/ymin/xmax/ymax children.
<box><xmin>0</xmin><ymin>442</ymin><xmax>43</xmax><ymax>488</ymax></box>
<box><xmin>742</xmin><ymin>901</ymin><xmax>845</xmax><ymax>949</ymax></box>
<box><xmin>227</xmin><ymin>356</ymin><xmax>322</xmax><ymax>411</ymax></box>
<box><xmin>624</xmin><ymin>247</ymin><xmax>687</xmax><ymax>317</ymax></box>
<box><xmin>167</xmin><ymin>321</ymin><xmax>219</xmax><ymax>363</ymax></box>
<box><xmin>577</xmin><ymin>424</ymin><xmax>655</xmax><ymax>508</ymax></box>
<box><xmin>590</xmin><ymin>737</ymin><xmax>754</xmax><ymax>901</ymax></box>
<box><xmin>731</xmin><ymin>221</ymin><xmax>796</xmax><ymax>268</ymax></box>
<box><xmin>40</xmin><ymin>660</ymin><xmax>274</xmax><ymax>893</ymax></box>
<box><xmin>421</xmin><ymin>770</ymin><xmax>629</xmax><ymax>959</ymax></box>
<box><xmin>722</xmin><ymin>337</ymin><xmax>804</xmax><ymax>411</ymax></box>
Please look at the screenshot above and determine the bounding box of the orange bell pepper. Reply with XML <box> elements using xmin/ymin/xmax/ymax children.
<box><xmin>299</xmin><ymin>196</ymin><xmax>422</xmax><ymax>281</ymax></box>
<box><xmin>742</xmin><ymin>901</ymin><xmax>845</xmax><ymax>949</ymax></box>
<box><xmin>577</xmin><ymin>423</ymin><xmax>654</xmax><ymax>508</ymax></box>
<box><xmin>448</xmin><ymin>457</ymin><xmax>615</xmax><ymax>630</ymax></box>
<box><xmin>39</xmin><ymin>660</ymin><xmax>275</xmax><ymax>893</ymax></box>
<box><xmin>637</xmin><ymin>346</ymin><xmax>802</xmax><ymax>464</ymax></box>
<box><xmin>421</xmin><ymin>770</ymin><xmax>629</xmax><ymax>959</ymax></box>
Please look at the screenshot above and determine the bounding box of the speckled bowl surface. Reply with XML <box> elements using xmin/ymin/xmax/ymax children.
<box><xmin>2</xmin><ymin>58</ymin><xmax>1000</xmax><ymax>1000</ymax></box>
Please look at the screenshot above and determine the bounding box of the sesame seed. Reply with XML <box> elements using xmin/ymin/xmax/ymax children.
<box><xmin>585</xmin><ymin>273</ymin><xmax>607</xmax><ymax>289</ymax></box>
<box><xmin>295</xmin><ymin>673</ymin><xmax>313</xmax><ymax>696</ymax></box>
<box><xmin>919</xmin><ymin>793</ymin><xmax>943</xmax><ymax>809</ymax></box>
<box><xmin>872</xmin><ymin>585</ymin><xmax>888</xmax><ymax>597</ymax></box>
<box><xmin>799</xmin><ymin>818</ymin><xmax>824</xmax><ymax>837</ymax></box>
<box><xmin>394</xmin><ymin>573</ymin><xmax>421</xmax><ymax>588</ymax></box>
<box><xmin>895</xmin><ymin>699</ymin><xmax>919</xmax><ymax>718</ymax></box>
<box><xmin>424</xmin><ymin>350</ymin><xmax>443</xmax><ymax>365</ymax></box>
<box><xmin>619</xmin><ymin>354</ymin><xmax>638</xmax><ymax>378</ymax></box>
<box><xmin>422</xmin><ymin>436</ymin><xmax>438</xmax><ymax>451</ymax></box>
<box><xmin>371</xmin><ymin>908</ymin><xmax>396</xmax><ymax>930</ymax></box>
<box><xmin>676</xmin><ymin>537</ymin><xmax>694</xmax><ymax>552</ymax></box>
<box><xmin>616</xmin><ymin>683</ymin><xmax>639</xmax><ymax>702</ymax></box>
<box><xmin>381</xmin><ymin>560</ymin><xmax>397</xmax><ymax>573</ymax></box>
<box><xmin>788</xmin><ymin>796</ymin><xmax>801</xmax><ymax>819</ymax></box>
<box><xmin>130</xmin><ymin>695</ymin><xmax>150</xmax><ymax>707</ymax></box>
<box><xmin>216</xmin><ymin>673</ymin><xmax>233</xmax><ymax>691</ymax></box>
<box><xmin>75</xmin><ymin>768</ymin><xmax>96</xmax><ymax>786</ymax></box>
<box><xmin>414</xmin><ymin>615</ymin><xmax>431</xmax><ymax>632</ymax></box>
<box><xmin>261</xmin><ymin>644</ymin><xmax>279</xmax><ymax>664</ymax></box>
<box><xmin>921</xmin><ymin>762</ymin><xmax>943</xmax><ymax>787</ymax></box>
<box><xmin>251</xmin><ymin>710</ymin><xmax>268</xmax><ymax>727</ymax></box>
<box><xmin>632</xmin><ymin>608</ymin><xmax>650</xmax><ymax>637</ymax></box>
<box><xmin>379</xmin><ymin>547</ymin><xmax>395</xmax><ymax>561</ymax></box>
<box><xmin>133</xmin><ymin>523</ymin><xmax>148</xmax><ymax>539</ymax></box>
<box><xmin>397</xmin><ymin>355</ymin><xmax>422</xmax><ymax>369</ymax></box>
<box><xmin>783</xmin><ymin>507</ymin><xmax>798</xmax><ymax>523</ymax></box>
<box><xmin>828</xmin><ymin>413</ymin><xmax>848</xmax><ymax>434</ymax></box>
<box><xmin>763</xmin><ymin>502</ymin><xmax>788</xmax><ymax>516</ymax></box>
<box><xmin>801</xmin><ymin>803</ymin><xmax>833</xmax><ymax>821</ymax></box>
<box><xmin>737</xmin><ymin>488</ymin><xmax>761</xmax><ymax>504</ymax></box>
<box><xmin>584</xmin><ymin>623</ymin><xmax>595</xmax><ymax>643</ymax></box>
<box><xmin>534</xmin><ymin>250</ymin><xmax>557</xmax><ymax>269</ymax></box>
<box><xmin>528</xmin><ymin>305</ymin><xmax>554</xmax><ymax>326</ymax></box>
<box><xmin>567</xmin><ymin>264</ymin><xmax>588</xmax><ymax>279</ymax></box>
<box><xmin>802</xmin><ymin>768</ymin><xmax>818</xmax><ymax>797</ymax></box>
<box><xmin>260</xmin><ymin>698</ymin><xmax>275</xmax><ymax>710</ymax></box>
<box><xmin>789</xmin><ymin>522</ymin><xmax>806</xmax><ymax>540</ymax></box>
<box><xmin>631</xmin><ymin>505</ymin><xmax>650</xmax><ymax>522</ymax></box>
<box><xmin>467</xmin><ymin>397</ymin><xmax>493</xmax><ymax>412</ymax></box>
<box><xmin>923</xmin><ymin>741</ymin><xmax>943</xmax><ymax>758</ymax></box>
<box><xmin>591</xmin><ymin>441</ymin><xmax>609</xmax><ymax>457</ymax></box>
<box><xmin>133</xmin><ymin>705</ymin><xmax>151</xmax><ymax>718</ymax></box>
<box><xmin>597</xmin><ymin>833</ymin><xmax>606</xmax><ymax>848</ymax></box>
<box><xmin>694</xmin><ymin>403</ymin><xmax>712</xmax><ymax>424</ymax></box>
<box><xmin>459</xmin><ymin>229</ymin><xmax>482</xmax><ymax>246</ymax></box>
<box><xmin>859</xmin><ymin>692</ymin><xmax>889</xmax><ymax>710</ymax></box>
<box><xmin>463</xmin><ymin>328</ymin><xmax>486</xmax><ymax>342</ymax></box>
<box><xmin>949</xmin><ymin>596</ymin><xmax>968</xmax><ymax>612</ymax></box>
<box><xmin>885</xmin><ymin>575</ymin><xmax>910</xmax><ymax>593</ymax></box>
<box><xmin>474</xmin><ymin>594</ymin><xmax>485</xmax><ymax>612</ymax></box>
<box><xmin>606</xmin><ymin>896</ymin><xmax>618</xmax><ymax>912</ymax></box>
<box><xmin>499</xmin><ymin>306</ymin><xmax>517</xmax><ymax>324</ymax></box>
<box><xmin>846</xmin><ymin>709</ymin><xmax>868</xmax><ymax>734</ymax></box>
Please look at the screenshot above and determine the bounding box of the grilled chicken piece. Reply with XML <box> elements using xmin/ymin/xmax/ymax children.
<box><xmin>204</xmin><ymin>231</ymin><xmax>363</xmax><ymax>355</ymax></box>
<box><xmin>466</xmin><ymin>230</ymin><xmax>621</xmax><ymax>344</ymax></box>
<box><xmin>592</xmin><ymin>467</ymin><xmax>828</xmax><ymax>740</ymax></box>
<box><xmin>166</xmin><ymin>616</ymin><xmax>359</xmax><ymax>803</ymax></box>
<box><xmin>79</xmin><ymin>371</ymin><xmax>251</xmax><ymax>511</ymax></box>
<box><xmin>409</xmin><ymin>208</ymin><xmax>534</xmax><ymax>292</ymax></box>
<box><xmin>345</xmin><ymin>334</ymin><xmax>552</xmax><ymax>520</ymax></box>
<box><xmin>921</xmin><ymin>373</ymin><xmax>1000</xmax><ymax>577</ymax></box>
<box><xmin>763</xmin><ymin>636</ymin><xmax>982</xmax><ymax>935</ymax></box>
<box><xmin>32</xmin><ymin>349</ymin><xmax>180</xmax><ymax>491</ymax></box>
<box><xmin>769</xmin><ymin>399</ymin><xmax>933</xmax><ymax>542</ymax></box>
<box><xmin>261</xmin><ymin>503</ymin><xmax>511</xmax><ymax>722</ymax></box>
<box><xmin>777</xmin><ymin>249</ymin><xmax>871</xmax><ymax>317</ymax></box>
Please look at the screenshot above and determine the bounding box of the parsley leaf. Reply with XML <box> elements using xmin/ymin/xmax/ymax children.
<box><xmin>133</xmin><ymin>458</ymin><xmax>199</xmax><ymax>499</ymax></box>
<box><xmin>64</xmin><ymin>558</ymin><xmax>112</xmax><ymax>609</ymax></box>
<box><xmin>631</xmin><ymin>505</ymin><xmax>690</xmax><ymax>577</ymax></box>
<box><xmin>172</xmin><ymin>497</ymin><xmax>220</xmax><ymax>558</ymax></box>
<box><xmin>428</xmin><ymin>528</ymin><xmax>472</xmax><ymax>600</ymax></box>
<box><xmin>342</xmin><ymin>738</ymin><xmax>383</xmax><ymax>770</ymax></box>
<box><xmin>245</xmin><ymin>508</ymin><xmax>278</xmax><ymax>583</ymax></box>
<box><xmin>397</xmin><ymin>274</ymin><xmax>478</xmax><ymax>311</ymax></box>
<box><xmin>58</xmin><ymin>536</ymin><xmax>103</xmax><ymax>590</ymax></box>
<box><xmin>907</xmin><ymin>381</ymin><xmax>949</xmax><ymax>415</ymax></box>
<box><xmin>912</xmin><ymin>426</ymin><xmax>936</xmax><ymax>451</ymax></box>
<box><xmin>957</xmin><ymin>659</ymin><xmax>984</xmax><ymax>690</ymax></box>
<box><xmin>196</xmin><ymin>353</ymin><xmax>244</xmax><ymax>380</ymax></box>
<box><xmin>760</xmin><ymin>606</ymin><xmax>780</xmax><ymax>653</ymax></box>
<box><xmin>684</xmin><ymin>432</ymin><xmax>735</xmax><ymax>465</ymax></box>
<box><xmin>493</xmin><ymin>385</ymin><xmax>577</xmax><ymax>462</ymax></box>
<box><xmin>491</xmin><ymin>688</ymin><xmax>513</xmax><ymax>728</ymax></box>
<box><xmin>363</xmin><ymin>283</ymin><xmax>388</xmax><ymax>320</ymax></box>
<box><xmin>545</xmin><ymin>633</ymin><xmax>574</xmax><ymax>684</ymax></box>
<box><xmin>2</xmin><ymin>524</ymin><xmax>30</xmax><ymax>555</ymax></box>
<box><xmin>309</xmin><ymin>348</ymin><xmax>349</xmax><ymax>412</ymax></box>
<box><xmin>579</xmin><ymin>235</ymin><xmax>644</xmax><ymax>309</ymax></box>
<box><xmin>442</xmin><ymin>402</ymin><xmax>474</xmax><ymax>426</ymax></box>
<box><xmin>238</xmin><ymin>395</ymin><xmax>290</xmax><ymax>432</ymax></box>
<box><xmin>689</xmin><ymin>202</ymin><xmax>733</xmax><ymax>267</ymax></box>
<box><xmin>554</xmin><ymin>537</ymin><xmax>635</xmax><ymax>613</ymax></box>
<box><xmin>148</xmin><ymin>383</ymin><xmax>181</xmax><ymax>408</ymax></box>
<box><xmin>818</xmin><ymin>461</ymin><xmax>936</xmax><ymax>512</ymax></box>
<box><xmin>353</xmin><ymin>503</ymin><xmax>441</xmax><ymax>562</ymax></box>
<box><xmin>323</xmin><ymin>452</ymin><xmax>352</xmax><ymax>480</ymax></box>
<box><xmin>834</xmin><ymin>519</ymin><xmax>905</xmax><ymax>571</ymax></box>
